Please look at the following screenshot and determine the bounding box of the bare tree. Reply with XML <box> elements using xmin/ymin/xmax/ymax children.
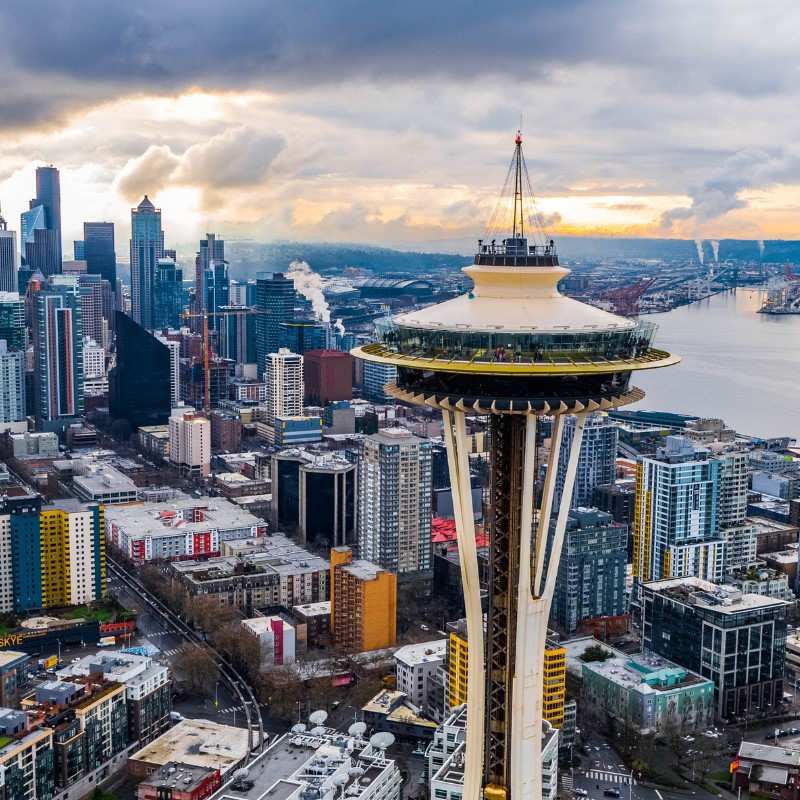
<box><xmin>172</xmin><ymin>644</ymin><xmax>219</xmax><ymax>696</ymax></box>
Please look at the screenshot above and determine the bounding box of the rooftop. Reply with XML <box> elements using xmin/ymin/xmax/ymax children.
<box><xmin>105</xmin><ymin>495</ymin><xmax>264</xmax><ymax>537</ymax></box>
<box><xmin>210</xmin><ymin>727</ymin><xmax>399</xmax><ymax>800</ymax></box>
<box><xmin>142</xmin><ymin>762</ymin><xmax>218</xmax><ymax>791</ymax></box>
<box><xmin>393</xmin><ymin>640</ymin><xmax>447</xmax><ymax>667</ymax></box>
<box><xmin>580</xmin><ymin>645</ymin><xmax>712</xmax><ymax>695</ymax></box>
<box><xmin>292</xmin><ymin>601</ymin><xmax>331</xmax><ymax>617</ymax></box>
<box><xmin>171</xmin><ymin>534</ymin><xmax>328</xmax><ymax>582</ymax></box>
<box><xmin>0</xmin><ymin>650</ymin><xmax>28</xmax><ymax>669</ymax></box>
<box><xmin>131</xmin><ymin>718</ymin><xmax>249</xmax><ymax>774</ymax></box>
<box><xmin>644</xmin><ymin>576</ymin><xmax>788</xmax><ymax>612</ymax></box>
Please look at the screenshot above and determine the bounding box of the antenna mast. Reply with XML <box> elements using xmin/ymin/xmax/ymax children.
<box><xmin>512</xmin><ymin>130</ymin><xmax>524</xmax><ymax>239</ymax></box>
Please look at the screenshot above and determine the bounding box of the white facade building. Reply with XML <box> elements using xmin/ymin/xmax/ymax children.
<box><xmin>82</xmin><ymin>338</ymin><xmax>105</xmax><ymax>379</ymax></box>
<box><xmin>242</xmin><ymin>615</ymin><xmax>296</xmax><ymax>667</ymax></box>
<box><xmin>394</xmin><ymin>639</ymin><xmax>447</xmax><ymax>708</ymax></box>
<box><xmin>264</xmin><ymin>348</ymin><xmax>303</xmax><ymax>424</ymax></box>
<box><xmin>156</xmin><ymin>335</ymin><xmax>181</xmax><ymax>407</ymax></box>
<box><xmin>169</xmin><ymin>412</ymin><xmax>211</xmax><ymax>476</ymax></box>
<box><xmin>0</xmin><ymin>340</ymin><xmax>26</xmax><ymax>432</ymax></box>
<box><xmin>427</xmin><ymin>707</ymin><xmax>558</xmax><ymax>800</ymax></box>
<box><xmin>358</xmin><ymin>427</ymin><xmax>432</xmax><ymax>575</ymax></box>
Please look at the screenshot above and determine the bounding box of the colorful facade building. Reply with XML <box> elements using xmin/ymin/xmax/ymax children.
<box><xmin>0</xmin><ymin>494</ymin><xmax>106</xmax><ymax>614</ymax></box>
<box><xmin>445</xmin><ymin>620</ymin><xmax>567</xmax><ymax>729</ymax></box>
<box><xmin>39</xmin><ymin>500</ymin><xmax>106</xmax><ymax>609</ymax></box>
<box><xmin>330</xmin><ymin>546</ymin><xmax>396</xmax><ymax>652</ymax></box>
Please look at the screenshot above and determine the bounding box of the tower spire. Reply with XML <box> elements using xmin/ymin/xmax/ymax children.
<box><xmin>512</xmin><ymin>130</ymin><xmax>524</xmax><ymax>239</ymax></box>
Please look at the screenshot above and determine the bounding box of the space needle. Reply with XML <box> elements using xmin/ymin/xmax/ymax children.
<box><xmin>353</xmin><ymin>133</ymin><xmax>678</xmax><ymax>800</ymax></box>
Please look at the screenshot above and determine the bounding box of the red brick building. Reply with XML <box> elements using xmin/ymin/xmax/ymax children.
<box><xmin>137</xmin><ymin>762</ymin><xmax>221</xmax><ymax>800</ymax></box>
<box><xmin>304</xmin><ymin>350</ymin><xmax>353</xmax><ymax>405</ymax></box>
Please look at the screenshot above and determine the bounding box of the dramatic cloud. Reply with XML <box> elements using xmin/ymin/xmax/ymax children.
<box><xmin>3</xmin><ymin>2</ymin><xmax>800</xmax><ymax>248</ymax></box>
<box><xmin>115</xmin><ymin>127</ymin><xmax>286</xmax><ymax>207</ymax></box>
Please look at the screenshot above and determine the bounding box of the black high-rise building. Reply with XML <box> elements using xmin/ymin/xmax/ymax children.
<box><xmin>83</xmin><ymin>222</ymin><xmax>116</xmax><ymax>283</ymax></box>
<box><xmin>255</xmin><ymin>272</ymin><xmax>295</xmax><ymax>372</ymax></box>
<box><xmin>109</xmin><ymin>311</ymin><xmax>171</xmax><ymax>430</ymax></box>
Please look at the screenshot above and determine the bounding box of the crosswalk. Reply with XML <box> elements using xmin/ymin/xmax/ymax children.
<box><xmin>561</xmin><ymin>773</ymin><xmax>574</xmax><ymax>792</ymax></box>
<box><xmin>585</xmin><ymin>770</ymin><xmax>633</xmax><ymax>785</ymax></box>
<box><xmin>161</xmin><ymin>648</ymin><xmax>181</xmax><ymax>657</ymax></box>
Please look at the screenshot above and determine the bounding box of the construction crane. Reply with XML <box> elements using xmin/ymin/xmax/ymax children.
<box><xmin>600</xmin><ymin>277</ymin><xmax>657</xmax><ymax>317</ymax></box>
<box><xmin>181</xmin><ymin>308</ymin><xmax>266</xmax><ymax>413</ymax></box>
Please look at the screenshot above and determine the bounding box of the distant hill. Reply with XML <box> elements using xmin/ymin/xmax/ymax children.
<box><xmin>225</xmin><ymin>241</ymin><xmax>472</xmax><ymax>279</ymax></box>
<box><xmin>224</xmin><ymin>237</ymin><xmax>800</xmax><ymax>277</ymax></box>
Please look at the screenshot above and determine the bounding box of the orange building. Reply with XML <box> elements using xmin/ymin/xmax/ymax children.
<box><xmin>330</xmin><ymin>546</ymin><xmax>397</xmax><ymax>651</ymax></box>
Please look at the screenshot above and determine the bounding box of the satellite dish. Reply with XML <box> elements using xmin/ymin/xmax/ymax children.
<box><xmin>369</xmin><ymin>732</ymin><xmax>395</xmax><ymax>750</ymax></box>
<box><xmin>292</xmin><ymin>723</ymin><xmax>307</xmax><ymax>734</ymax></box>
<box><xmin>311</xmin><ymin>726</ymin><xmax>327</xmax><ymax>736</ymax></box>
<box><xmin>309</xmin><ymin>710</ymin><xmax>328</xmax><ymax>725</ymax></box>
<box><xmin>233</xmin><ymin>768</ymin><xmax>250</xmax><ymax>780</ymax></box>
<box><xmin>348</xmin><ymin>767</ymin><xmax>365</xmax><ymax>778</ymax></box>
<box><xmin>332</xmin><ymin>774</ymin><xmax>348</xmax><ymax>787</ymax></box>
<box><xmin>348</xmin><ymin>722</ymin><xmax>367</xmax><ymax>737</ymax></box>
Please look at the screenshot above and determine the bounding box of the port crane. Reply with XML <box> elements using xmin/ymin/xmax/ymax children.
<box><xmin>601</xmin><ymin>277</ymin><xmax>657</xmax><ymax>316</ymax></box>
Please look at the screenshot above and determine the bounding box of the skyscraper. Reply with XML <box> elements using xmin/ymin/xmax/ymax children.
<box><xmin>195</xmin><ymin>233</ymin><xmax>224</xmax><ymax>314</ymax></box>
<box><xmin>24</xmin><ymin>166</ymin><xmax>62</xmax><ymax>277</ymax></box>
<box><xmin>0</xmin><ymin>340</ymin><xmax>26</xmax><ymax>432</ymax></box>
<box><xmin>0</xmin><ymin>292</ymin><xmax>25</xmax><ymax>350</ymax></box>
<box><xmin>217</xmin><ymin>306</ymin><xmax>256</xmax><ymax>365</ymax></box>
<box><xmin>129</xmin><ymin>196</ymin><xmax>164</xmax><ymax>329</ymax></box>
<box><xmin>632</xmin><ymin>436</ymin><xmax>724</xmax><ymax>584</ymax></box>
<box><xmin>263</xmin><ymin>348</ymin><xmax>303</xmax><ymax>424</ymax></box>
<box><xmin>155</xmin><ymin>335</ymin><xmax>180</xmax><ymax>407</ymax></box>
<box><xmin>83</xmin><ymin>222</ymin><xmax>116</xmax><ymax>283</ymax></box>
<box><xmin>555</xmin><ymin>413</ymin><xmax>618</xmax><ymax>509</ymax></box>
<box><xmin>109</xmin><ymin>311</ymin><xmax>171</xmax><ymax>430</ymax></box>
<box><xmin>0</xmin><ymin>207</ymin><xmax>17</xmax><ymax>292</ymax></box>
<box><xmin>21</xmin><ymin>201</ymin><xmax>61</xmax><ymax>278</ymax></box>
<box><xmin>152</xmin><ymin>257</ymin><xmax>184</xmax><ymax>330</ymax></box>
<box><xmin>76</xmin><ymin>273</ymin><xmax>105</xmax><ymax>344</ymax></box>
<box><xmin>255</xmin><ymin>272</ymin><xmax>295</xmax><ymax>372</ymax></box>
<box><xmin>205</xmin><ymin>259</ymin><xmax>229</xmax><ymax>322</ymax></box>
<box><xmin>31</xmin><ymin>276</ymin><xmax>84</xmax><ymax>427</ymax></box>
<box><xmin>357</xmin><ymin>427</ymin><xmax>432</xmax><ymax>575</ymax></box>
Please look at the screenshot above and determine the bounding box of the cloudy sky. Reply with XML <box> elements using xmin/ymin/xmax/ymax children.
<box><xmin>2</xmin><ymin>0</ymin><xmax>800</xmax><ymax>256</ymax></box>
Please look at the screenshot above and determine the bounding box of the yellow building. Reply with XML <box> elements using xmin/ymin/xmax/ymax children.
<box><xmin>330</xmin><ymin>547</ymin><xmax>396</xmax><ymax>652</ymax></box>
<box><xmin>446</xmin><ymin>625</ymin><xmax>567</xmax><ymax>728</ymax></box>
<box><xmin>39</xmin><ymin>500</ymin><xmax>106</xmax><ymax>608</ymax></box>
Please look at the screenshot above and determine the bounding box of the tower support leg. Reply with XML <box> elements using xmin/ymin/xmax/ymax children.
<box><xmin>441</xmin><ymin>406</ymin><xmax>485</xmax><ymax>800</ymax></box>
<box><xmin>510</xmin><ymin>412</ymin><xmax>587</xmax><ymax>800</ymax></box>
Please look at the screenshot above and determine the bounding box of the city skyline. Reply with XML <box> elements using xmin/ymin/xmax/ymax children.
<box><xmin>2</xmin><ymin>3</ymin><xmax>800</xmax><ymax>249</ymax></box>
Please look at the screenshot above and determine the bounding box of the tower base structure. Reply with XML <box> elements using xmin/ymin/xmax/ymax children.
<box><xmin>430</xmin><ymin>396</ymin><xmax>590</xmax><ymax>800</ymax></box>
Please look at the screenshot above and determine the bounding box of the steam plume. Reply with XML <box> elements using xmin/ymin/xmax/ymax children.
<box><xmin>694</xmin><ymin>239</ymin><xmax>704</xmax><ymax>264</ymax></box>
<box><xmin>288</xmin><ymin>260</ymin><xmax>330</xmax><ymax>322</ymax></box>
<box><xmin>758</xmin><ymin>240</ymin><xmax>765</xmax><ymax>259</ymax></box>
<box><xmin>710</xmin><ymin>240</ymin><xmax>720</xmax><ymax>263</ymax></box>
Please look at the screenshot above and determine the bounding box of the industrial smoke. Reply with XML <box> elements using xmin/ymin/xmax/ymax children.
<box><xmin>758</xmin><ymin>240</ymin><xmax>765</xmax><ymax>259</ymax></box>
<box><xmin>288</xmin><ymin>260</ymin><xmax>331</xmax><ymax>322</ymax></box>
<box><xmin>710</xmin><ymin>240</ymin><xmax>720</xmax><ymax>263</ymax></box>
<box><xmin>694</xmin><ymin>239</ymin><xmax>704</xmax><ymax>265</ymax></box>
